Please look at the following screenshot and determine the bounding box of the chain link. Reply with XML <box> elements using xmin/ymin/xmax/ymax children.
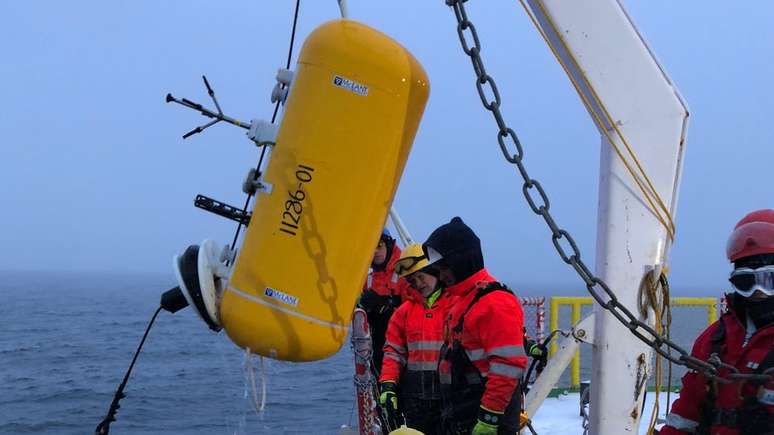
<box><xmin>444</xmin><ymin>0</ymin><xmax>771</xmax><ymax>385</ymax></box>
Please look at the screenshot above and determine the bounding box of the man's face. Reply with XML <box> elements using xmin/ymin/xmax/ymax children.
<box><xmin>749</xmin><ymin>290</ymin><xmax>771</xmax><ymax>301</ymax></box>
<box><xmin>372</xmin><ymin>240</ymin><xmax>387</xmax><ymax>266</ymax></box>
<box><xmin>437</xmin><ymin>262</ymin><xmax>456</xmax><ymax>286</ymax></box>
<box><xmin>407</xmin><ymin>271</ymin><xmax>438</xmax><ymax>297</ymax></box>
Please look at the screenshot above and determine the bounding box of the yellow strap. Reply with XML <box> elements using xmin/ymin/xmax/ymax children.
<box><xmin>519</xmin><ymin>411</ymin><xmax>531</xmax><ymax>428</ymax></box>
<box><xmin>640</xmin><ymin>270</ymin><xmax>672</xmax><ymax>435</ymax></box>
<box><xmin>518</xmin><ymin>0</ymin><xmax>676</xmax><ymax>241</ymax></box>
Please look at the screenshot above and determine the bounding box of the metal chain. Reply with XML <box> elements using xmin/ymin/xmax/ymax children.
<box><xmin>444</xmin><ymin>0</ymin><xmax>771</xmax><ymax>385</ymax></box>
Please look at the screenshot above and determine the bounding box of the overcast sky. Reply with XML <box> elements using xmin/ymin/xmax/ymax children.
<box><xmin>1</xmin><ymin>1</ymin><xmax>772</xmax><ymax>295</ymax></box>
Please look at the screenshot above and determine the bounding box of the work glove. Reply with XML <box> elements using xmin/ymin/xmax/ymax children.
<box><xmin>379</xmin><ymin>382</ymin><xmax>399</xmax><ymax>422</ymax></box>
<box><xmin>472</xmin><ymin>407</ymin><xmax>502</xmax><ymax>435</ymax></box>
<box><xmin>525</xmin><ymin>339</ymin><xmax>547</xmax><ymax>358</ymax></box>
<box><xmin>518</xmin><ymin>411</ymin><xmax>531</xmax><ymax>430</ymax></box>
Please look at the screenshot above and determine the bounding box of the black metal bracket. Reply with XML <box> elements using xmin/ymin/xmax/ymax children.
<box><xmin>167</xmin><ymin>75</ymin><xmax>251</xmax><ymax>139</ymax></box>
<box><xmin>194</xmin><ymin>194</ymin><xmax>251</xmax><ymax>226</ymax></box>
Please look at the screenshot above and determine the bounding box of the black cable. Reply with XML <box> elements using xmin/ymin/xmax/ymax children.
<box><xmin>228</xmin><ymin>0</ymin><xmax>302</xmax><ymax>256</ymax></box>
<box><xmin>273</xmin><ymin>0</ymin><xmax>302</xmax><ymax>122</ymax></box>
<box><xmin>524</xmin><ymin>332</ymin><xmax>556</xmax><ymax>387</ymax></box>
<box><xmin>95</xmin><ymin>306</ymin><xmax>163</xmax><ymax>435</ymax></box>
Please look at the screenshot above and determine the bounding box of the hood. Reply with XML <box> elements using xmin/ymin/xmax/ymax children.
<box><xmin>377</xmin><ymin>242</ymin><xmax>402</xmax><ymax>273</ymax></box>
<box><xmin>372</xmin><ymin>237</ymin><xmax>399</xmax><ymax>272</ymax></box>
<box><xmin>423</xmin><ymin>216</ymin><xmax>484</xmax><ymax>283</ymax></box>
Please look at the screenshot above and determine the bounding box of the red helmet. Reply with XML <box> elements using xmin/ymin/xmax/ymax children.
<box><xmin>726</xmin><ymin>209</ymin><xmax>774</xmax><ymax>262</ymax></box>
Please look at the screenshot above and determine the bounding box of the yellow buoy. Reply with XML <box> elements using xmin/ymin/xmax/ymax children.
<box><xmin>220</xmin><ymin>19</ymin><xmax>429</xmax><ymax>361</ymax></box>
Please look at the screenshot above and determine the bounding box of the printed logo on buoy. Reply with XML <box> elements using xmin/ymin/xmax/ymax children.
<box><xmin>264</xmin><ymin>287</ymin><xmax>299</xmax><ymax>307</ymax></box>
<box><xmin>332</xmin><ymin>75</ymin><xmax>368</xmax><ymax>96</ymax></box>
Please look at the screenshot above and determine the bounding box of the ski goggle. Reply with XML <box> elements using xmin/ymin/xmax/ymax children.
<box><xmin>729</xmin><ymin>265</ymin><xmax>774</xmax><ymax>297</ymax></box>
<box><xmin>394</xmin><ymin>254</ymin><xmax>428</xmax><ymax>277</ymax></box>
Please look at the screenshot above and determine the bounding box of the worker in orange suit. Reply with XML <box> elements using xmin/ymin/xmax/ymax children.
<box><xmin>424</xmin><ymin>217</ymin><xmax>528</xmax><ymax>435</ymax></box>
<box><xmin>359</xmin><ymin>228</ymin><xmax>411</xmax><ymax>373</ymax></box>
<box><xmin>661</xmin><ymin>209</ymin><xmax>774</xmax><ymax>435</ymax></box>
<box><xmin>379</xmin><ymin>243</ymin><xmax>450</xmax><ymax>435</ymax></box>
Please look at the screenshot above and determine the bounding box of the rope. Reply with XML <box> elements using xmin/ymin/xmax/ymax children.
<box><xmin>259</xmin><ymin>356</ymin><xmax>267</xmax><ymax>411</ymax></box>
<box><xmin>95</xmin><ymin>306</ymin><xmax>163</xmax><ymax>435</ymax></box>
<box><xmin>511</xmin><ymin>3</ymin><xmax>684</xmax><ymax>412</ymax></box>
<box><xmin>517</xmin><ymin>0</ymin><xmax>676</xmax><ymax>241</ymax></box>
<box><xmin>641</xmin><ymin>270</ymin><xmax>672</xmax><ymax>434</ymax></box>
<box><xmin>662</xmin><ymin>273</ymin><xmax>674</xmax><ymax>428</ymax></box>
<box><xmin>244</xmin><ymin>349</ymin><xmax>267</xmax><ymax>413</ymax></box>
<box><xmin>350</xmin><ymin>311</ymin><xmax>384</xmax><ymax>435</ymax></box>
<box><xmin>228</xmin><ymin>0</ymin><xmax>302</xmax><ymax>257</ymax></box>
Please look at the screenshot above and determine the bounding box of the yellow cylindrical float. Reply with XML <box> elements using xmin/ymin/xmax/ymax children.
<box><xmin>220</xmin><ymin>19</ymin><xmax>429</xmax><ymax>361</ymax></box>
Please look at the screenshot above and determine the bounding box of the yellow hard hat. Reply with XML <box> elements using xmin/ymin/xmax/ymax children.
<box><xmin>388</xmin><ymin>425</ymin><xmax>424</xmax><ymax>435</ymax></box>
<box><xmin>395</xmin><ymin>243</ymin><xmax>437</xmax><ymax>277</ymax></box>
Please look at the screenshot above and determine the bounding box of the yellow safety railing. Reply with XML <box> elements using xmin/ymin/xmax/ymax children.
<box><xmin>549</xmin><ymin>296</ymin><xmax>719</xmax><ymax>388</ymax></box>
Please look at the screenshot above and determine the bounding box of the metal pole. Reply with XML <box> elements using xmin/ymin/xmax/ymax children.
<box><xmin>525</xmin><ymin>314</ymin><xmax>595</xmax><ymax>418</ymax></box>
<box><xmin>389</xmin><ymin>207</ymin><xmax>414</xmax><ymax>246</ymax></box>
<box><xmin>337</xmin><ymin>0</ymin><xmax>348</xmax><ymax>19</ymax></box>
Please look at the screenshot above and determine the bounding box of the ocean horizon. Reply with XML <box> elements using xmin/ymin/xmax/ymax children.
<box><xmin>1</xmin><ymin>271</ymin><xmax>719</xmax><ymax>434</ymax></box>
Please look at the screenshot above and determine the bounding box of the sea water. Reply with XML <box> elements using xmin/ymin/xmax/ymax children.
<box><xmin>1</xmin><ymin>271</ymin><xmax>354</xmax><ymax>434</ymax></box>
<box><xmin>0</xmin><ymin>271</ymin><xmax>713</xmax><ymax>434</ymax></box>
